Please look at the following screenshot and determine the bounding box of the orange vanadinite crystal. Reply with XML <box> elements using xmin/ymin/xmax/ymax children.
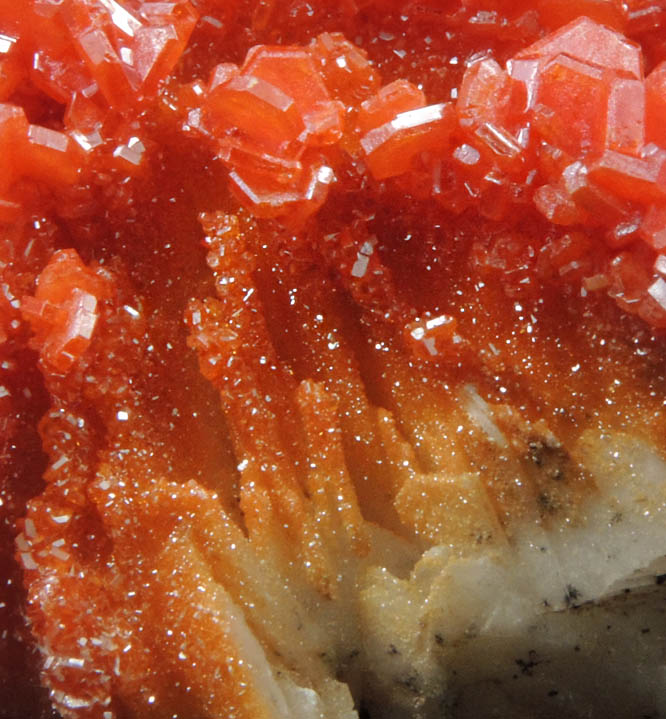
<box><xmin>361</xmin><ymin>100</ymin><xmax>457</xmax><ymax>180</ymax></box>
<box><xmin>21</xmin><ymin>249</ymin><xmax>113</xmax><ymax>373</ymax></box>
<box><xmin>1</xmin><ymin>2</ymin><xmax>666</xmax><ymax>718</ymax></box>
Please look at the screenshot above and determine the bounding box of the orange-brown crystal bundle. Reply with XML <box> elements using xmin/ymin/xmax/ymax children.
<box><xmin>1</xmin><ymin>2</ymin><xmax>666</xmax><ymax>719</ymax></box>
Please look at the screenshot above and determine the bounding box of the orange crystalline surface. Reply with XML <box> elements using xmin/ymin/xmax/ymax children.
<box><xmin>1</xmin><ymin>2</ymin><xmax>666</xmax><ymax>719</ymax></box>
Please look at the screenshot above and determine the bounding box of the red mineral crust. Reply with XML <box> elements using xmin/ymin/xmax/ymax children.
<box><xmin>1</xmin><ymin>1</ymin><xmax>666</xmax><ymax>718</ymax></box>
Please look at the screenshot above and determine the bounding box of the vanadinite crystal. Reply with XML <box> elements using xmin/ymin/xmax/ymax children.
<box><xmin>2</xmin><ymin>2</ymin><xmax>666</xmax><ymax>719</ymax></box>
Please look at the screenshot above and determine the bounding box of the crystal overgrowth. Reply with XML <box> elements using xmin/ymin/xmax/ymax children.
<box><xmin>1</xmin><ymin>3</ymin><xmax>666</xmax><ymax>719</ymax></box>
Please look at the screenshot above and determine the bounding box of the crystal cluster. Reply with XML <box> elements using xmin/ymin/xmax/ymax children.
<box><xmin>190</xmin><ymin>34</ymin><xmax>376</xmax><ymax>221</ymax></box>
<box><xmin>21</xmin><ymin>249</ymin><xmax>113</xmax><ymax>373</ymax></box>
<box><xmin>1</xmin><ymin>3</ymin><xmax>666</xmax><ymax>719</ymax></box>
<box><xmin>0</xmin><ymin>3</ymin><xmax>664</xmax><ymax>325</ymax></box>
<box><xmin>0</xmin><ymin>0</ymin><xmax>197</xmax><ymax>221</ymax></box>
<box><xmin>183</xmin><ymin>17</ymin><xmax>666</xmax><ymax>325</ymax></box>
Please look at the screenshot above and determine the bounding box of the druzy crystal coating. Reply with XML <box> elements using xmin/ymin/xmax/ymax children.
<box><xmin>1</xmin><ymin>2</ymin><xmax>666</xmax><ymax>719</ymax></box>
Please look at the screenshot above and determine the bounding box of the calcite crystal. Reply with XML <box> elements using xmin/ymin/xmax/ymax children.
<box><xmin>1</xmin><ymin>2</ymin><xmax>666</xmax><ymax>719</ymax></box>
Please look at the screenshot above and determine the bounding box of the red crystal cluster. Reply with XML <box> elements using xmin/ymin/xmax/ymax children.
<box><xmin>21</xmin><ymin>249</ymin><xmax>113</xmax><ymax>373</ymax></box>
<box><xmin>0</xmin><ymin>3</ymin><xmax>663</xmax><ymax>326</ymax></box>
<box><xmin>195</xmin><ymin>38</ymin><xmax>352</xmax><ymax>220</ymax></box>
<box><xmin>179</xmin><ymin>16</ymin><xmax>666</xmax><ymax>326</ymax></box>
<box><xmin>1</xmin><ymin>2</ymin><xmax>666</xmax><ymax>719</ymax></box>
<box><xmin>0</xmin><ymin>0</ymin><xmax>197</xmax><ymax>221</ymax></box>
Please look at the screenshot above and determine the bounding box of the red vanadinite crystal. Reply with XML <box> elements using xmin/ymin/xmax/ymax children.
<box><xmin>21</xmin><ymin>249</ymin><xmax>113</xmax><ymax>373</ymax></box>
